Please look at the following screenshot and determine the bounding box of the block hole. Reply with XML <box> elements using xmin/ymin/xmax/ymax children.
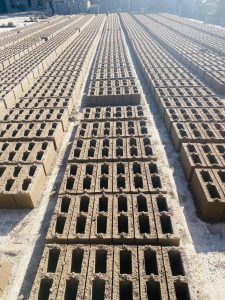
<box><xmin>29</xmin><ymin>165</ymin><xmax>37</xmax><ymax>176</ymax></box>
<box><xmin>71</xmin><ymin>248</ymin><xmax>84</xmax><ymax>273</ymax></box>
<box><xmin>174</xmin><ymin>282</ymin><xmax>190</xmax><ymax>300</ymax></box>
<box><xmin>38</xmin><ymin>278</ymin><xmax>53</xmax><ymax>300</ymax></box>
<box><xmin>99</xmin><ymin>196</ymin><xmax>108</xmax><ymax>212</ymax></box>
<box><xmin>118</xmin><ymin>215</ymin><xmax>128</xmax><ymax>233</ymax></box>
<box><xmin>143</xmin><ymin>137</ymin><xmax>151</xmax><ymax>145</ymax></box>
<box><xmin>129</xmin><ymin>137</ymin><xmax>137</xmax><ymax>146</ymax></box>
<box><xmin>100</xmin><ymin>177</ymin><xmax>108</xmax><ymax>189</ymax></box>
<box><xmin>74</xmin><ymin>148</ymin><xmax>81</xmax><ymax>158</ymax></box>
<box><xmin>146</xmin><ymin>281</ymin><xmax>161</xmax><ymax>300</ymax></box>
<box><xmin>70</xmin><ymin>165</ymin><xmax>77</xmax><ymax>176</ymax></box>
<box><xmin>145</xmin><ymin>145</ymin><xmax>153</xmax><ymax>156</ymax></box>
<box><xmin>116</xmin><ymin>138</ymin><xmax>123</xmax><ymax>147</ymax></box>
<box><xmin>61</xmin><ymin>196</ymin><xmax>70</xmax><ymax>213</ymax></box>
<box><xmin>148</xmin><ymin>162</ymin><xmax>158</xmax><ymax>173</ymax></box>
<box><xmin>101</xmin><ymin>164</ymin><xmax>109</xmax><ymax>174</ymax></box>
<box><xmin>120</xmin><ymin>250</ymin><xmax>132</xmax><ymax>274</ymax></box>
<box><xmin>133</xmin><ymin>162</ymin><xmax>141</xmax><ymax>174</ymax></box>
<box><xmin>160</xmin><ymin>215</ymin><xmax>173</xmax><ymax>234</ymax></box>
<box><xmin>92</xmin><ymin>279</ymin><xmax>105</xmax><ymax>300</ymax></box>
<box><xmin>14</xmin><ymin>166</ymin><xmax>22</xmax><ymax>177</ymax></box>
<box><xmin>95</xmin><ymin>250</ymin><xmax>107</xmax><ymax>273</ymax></box>
<box><xmin>76</xmin><ymin>216</ymin><xmax>86</xmax><ymax>234</ymax></box>
<box><xmin>80</xmin><ymin>195</ymin><xmax>90</xmax><ymax>212</ymax></box>
<box><xmin>36</xmin><ymin>151</ymin><xmax>44</xmax><ymax>160</ymax></box>
<box><xmin>103</xmin><ymin>139</ymin><xmax>109</xmax><ymax>147</ymax></box>
<box><xmin>97</xmin><ymin>215</ymin><xmax>107</xmax><ymax>234</ymax></box>
<box><xmin>137</xmin><ymin>194</ymin><xmax>147</xmax><ymax>212</ymax></box>
<box><xmin>66</xmin><ymin>177</ymin><xmax>74</xmax><ymax>190</ymax></box>
<box><xmin>156</xmin><ymin>195</ymin><xmax>168</xmax><ymax>212</ymax></box>
<box><xmin>86</xmin><ymin>164</ymin><xmax>94</xmax><ymax>175</ymax></box>
<box><xmin>207</xmin><ymin>184</ymin><xmax>220</xmax><ymax>199</ymax></box>
<box><xmin>65</xmin><ymin>279</ymin><xmax>78</xmax><ymax>300</ymax></box>
<box><xmin>200</xmin><ymin>170</ymin><xmax>212</xmax><ymax>182</ymax></box>
<box><xmin>119</xmin><ymin>281</ymin><xmax>133</xmax><ymax>300</ymax></box>
<box><xmin>116</xmin><ymin>148</ymin><xmax>123</xmax><ymax>156</ymax></box>
<box><xmin>8</xmin><ymin>151</ymin><xmax>16</xmax><ymax>161</ymax></box>
<box><xmin>56</xmin><ymin>216</ymin><xmax>66</xmax><ymax>234</ymax></box>
<box><xmin>144</xmin><ymin>249</ymin><xmax>158</xmax><ymax>275</ymax></box>
<box><xmin>83</xmin><ymin>177</ymin><xmax>91</xmax><ymax>190</ymax></box>
<box><xmin>139</xmin><ymin>215</ymin><xmax>150</xmax><ymax>234</ymax></box>
<box><xmin>118</xmin><ymin>195</ymin><xmax>127</xmax><ymax>212</ymax></box>
<box><xmin>5</xmin><ymin>179</ymin><xmax>15</xmax><ymax>191</ymax></box>
<box><xmin>134</xmin><ymin>175</ymin><xmax>143</xmax><ymax>189</ymax></box>
<box><xmin>102</xmin><ymin>147</ymin><xmax>109</xmax><ymax>157</ymax></box>
<box><xmin>191</xmin><ymin>154</ymin><xmax>201</xmax><ymax>164</ymax></box>
<box><xmin>152</xmin><ymin>175</ymin><xmax>162</xmax><ymax>188</ymax></box>
<box><xmin>168</xmin><ymin>250</ymin><xmax>185</xmax><ymax>276</ymax></box>
<box><xmin>22</xmin><ymin>179</ymin><xmax>31</xmax><ymax>191</ymax></box>
<box><xmin>117</xmin><ymin>176</ymin><xmax>126</xmax><ymax>189</ymax></box>
<box><xmin>47</xmin><ymin>248</ymin><xmax>60</xmax><ymax>273</ymax></box>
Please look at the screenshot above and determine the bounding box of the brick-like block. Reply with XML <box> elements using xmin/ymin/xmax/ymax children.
<box><xmin>162</xmin><ymin>247</ymin><xmax>191</xmax><ymax>300</ymax></box>
<box><xmin>68</xmin><ymin>194</ymin><xmax>94</xmax><ymax>243</ymax></box>
<box><xmin>132</xmin><ymin>193</ymin><xmax>157</xmax><ymax>244</ymax></box>
<box><xmin>113</xmin><ymin>245</ymin><xmax>140</xmax><ymax>300</ymax></box>
<box><xmin>191</xmin><ymin>169</ymin><xmax>225</xmax><ymax>221</ymax></box>
<box><xmin>113</xmin><ymin>193</ymin><xmax>134</xmax><ymax>244</ymax></box>
<box><xmin>84</xmin><ymin>245</ymin><xmax>113</xmax><ymax>300</ymax></box>
<box><xmin>29</xmin><ymin>244</ymin><xmax>66</xmax><ymax>300</ymax></box>
<box><xmin>90</xmin><ymin>194</ymin><xmax>113</xmax><ymax>243</ymax></box>
<box><xmin>56</xmin><ymin>245</ymin><xmax>90</xmax><ymax>299</ymax></box>
<box><xmin>138</xmin><ymin>245</ymin><xmax>169</xmax><ymax>300</ymax></box>
<box><xmin>60</xmin><ymin>163</ymin><xmax>82</xmax><ymax>194</ymax></box>
<box><xmin>95</xmin><ymin>162</ymin><xmax>113</xmax><ymax>194</ymax></box>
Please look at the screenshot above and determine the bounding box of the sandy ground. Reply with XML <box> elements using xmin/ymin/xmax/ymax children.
<box><xmin>0</xmin><ymin>13</ymin><xmax>225</xmax><ymax>300</ymax></box>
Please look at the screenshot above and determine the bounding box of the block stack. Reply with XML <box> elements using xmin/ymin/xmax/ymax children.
<box><xmin>87</xmin><ymin>14</ymin><xmax>141</xmax><ymax>106</ymax></box>
<box><xmin>121</xmin><ymin>13</ymin><xmax>225</xmax><ymax>222</ymax></box>
<box><xmin>0</xmin><ymin>15</ymin><xmax>104</xmax><ymax>208</ymax></box>
<box><xmin>30</xmin><ymin>14</ymin><xmax>191</xmax><ymax>300</ymax></box>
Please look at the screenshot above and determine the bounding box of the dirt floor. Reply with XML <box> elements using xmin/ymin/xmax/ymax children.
<box><xmin>0</xmin><ymin>13</ymin><xmax>225</xmax><ymax>300</ymax></box>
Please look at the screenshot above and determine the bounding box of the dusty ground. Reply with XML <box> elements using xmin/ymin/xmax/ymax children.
<box><xmin>0</xmin><ymin>13</ymin><xmax>225</xmax><ymax>300</ymax></box>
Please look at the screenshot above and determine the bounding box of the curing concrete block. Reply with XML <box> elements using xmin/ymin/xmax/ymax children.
<box><xmin>95</xmin><ymin>162</ymin><xmax>113</xmax><ymax>194</ymax></box>
<box><xmin>113</xmin><ymin>193</ymin><xmax>134</xmax><ymax>244</ymax></box>
<box><xmin>152</xmin><ymin>194</ymin><xmax>180</xmax><ymax>246</ymax></box>
<box><xmin>129</xmin><ymin>161</ymin><xmax>149</xmax><ymax>193</ymax></box>
<box><xmin>132</xmin><ymin>193</ymin><xmax>157</xmax><ymax>244</ymax></box>
<box><xmin>113</xmin><ymin>161</ymin><xmax>130</xmax><ymax>193</ymax></box>
<box><xmin>138</xmin><ymin>245</ymin><xmax>169</xmax><ymax>300</ymax></box>
<box><xmin>162</xmin><ymin>247</ymin><xmax>191</xmax><ymax>300</ymax></box>
<box><xmin>191</xmin><ymin>169</ymin><xmax>225</xmax><ymax>221</ymax></box>
<box><xmin>56</xmin><ymin>245</ymin><xmax>90</xmax><ymax>299</ymax></box>
<box><xmin>60</xmin><ymin>163</ymin><xmax>82</xmax><ymax>195</ymax></box>
<box><xmin>84</xmin><ymin>245</ymin><xmax>113</xmax><ymax>300</ymax></box>
<box><xmin>76</xmin><ymin>163</ymin><xmax>98</xmax><ymax>194</ymax></box>
<box><xmin>90</xmin><ymin>194</ymin><xmax>113</xmax><ymax>244</ymax></box>
<box><xmin>180</xmin><ymin>143</ymin><xmax>208</xmax><ymax>181</ymax></box>
<box><xmin>29</xmin><ymin>244</ymin><xmax>66</xmax><ymax>300</ymax></box>
<box><xmin>113</xmin><ymin>245</ymin><xmax>140</xmax><ymax>300</ymax></box>
<box><xmin>68</xmin><ymin>194</ymin><xmax>94</xmax><ymax>243</ymax></box>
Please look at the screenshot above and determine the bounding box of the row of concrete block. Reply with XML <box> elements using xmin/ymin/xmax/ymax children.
<box><xmin>0</xmin><ymin>16</ymin><xmax>64</xmax><ymax>49</ymax></box>
<box><xmin>0</xmin><ymin>141</ymin><xmax>55</xmax><ymax>175</ymax></box>
<box><xmin>75</xmin><ymin>119</ymin><xmax>150</xmax><ymax>139</ymax></box>
<box><xmin>68</xmin><ymin>135</ymin><xmax>156</xmax><ymax>162</ymax></box>
<box><xmin>0</xmin><ymin>16</ymin><xmax>82</xmax><ymax>71</ymax></box>
<box><xmin>0</xmin><ymin>15</ymin><xmax>94</xmax><ymax>114</ymax></box>
<box><xmin>83</xmin><ymin>105</ymin><xmax>147</xmax><ymax>121</ymax></box>
<box><xmin>160</xmin><ymin>13</ymin><xmax>225</xmax><ymax>40</ymax></box>
<box><xmin>59</xmin><ymin>161</ymin><xmax>166</xmax><ymax>195</ymax></box>
<box><xmin>29</xmin><ymin>244</ymin><xmax>190</xmax><ymax>300</ymax></box>
<box><xmin>158</xmin><ymin>96</ymin><xmax>224</xmax><ymax>117</ymax></box>
<box><xmin>87</xmin><ymin>14</ymin><xmax>141</xmax><ymax>106</ymax></box>
<box><xmin>134</xmin><ymin>14</ymin><xmax>225</xmax><ymax>93</ymax></box>
<box><xmin>46</xmin><ymin>193</ymin><xmax>179</xmax><ymax>246</ymax></box>
<box><xmin>121</xmin><ymin>14</ymin><xmax>225</xmax><ymax>222</ymax></box>
<box><xmin>149</xmin><ymin>14</ymin><xmax>225</xmax><ymax>57</ymax></box>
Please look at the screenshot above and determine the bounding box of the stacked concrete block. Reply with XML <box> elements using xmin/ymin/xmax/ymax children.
<box><xmin>29</xmin><ymin>244</ymin><xmax>67</xmax><ymax>300</ymax></box>
<box><xmin>0</xmin><ymin>15</ymin><xmax>107</xmax><ymax>209</ymax></box>
<box><xmin>86</xmin><ymin>14</ymin><xmax>141</xmax><ymax>106</ymax></box>
<box><xmin>120</xmin><ymin>12</ymin><xmax>225</xmax><ymax>221</ymax></box>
